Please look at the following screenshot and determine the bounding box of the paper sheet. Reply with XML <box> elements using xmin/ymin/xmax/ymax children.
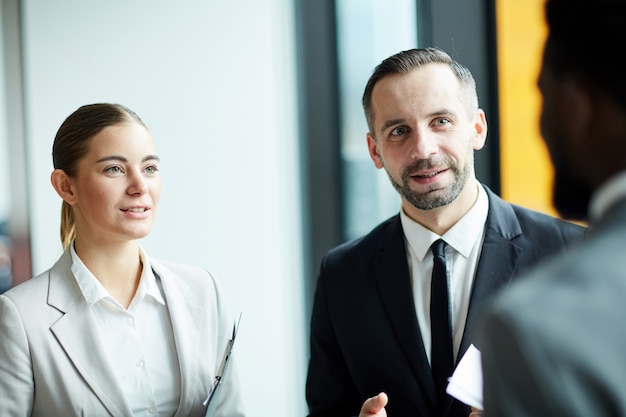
<box><xmin>446</xmin><ymin>343</ymin><xmax>483</xmax><ymax>410</ymax></box>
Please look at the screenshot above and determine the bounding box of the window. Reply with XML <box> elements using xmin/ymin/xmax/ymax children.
<box><xmin>336</xmin><ymin>0</ymin><xmax>418</xmax><ymax>240</ymax></box>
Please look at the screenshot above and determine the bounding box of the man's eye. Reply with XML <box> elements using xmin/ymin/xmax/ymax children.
<box><xmin>435</xmin><ymin>118</ymin><xmax>450</xmax><ymax>126</ymax></box>
<box><xmin>391</xmin><ymin>126</ymin><xmax>408</xmax><ymax>136</ymax></box>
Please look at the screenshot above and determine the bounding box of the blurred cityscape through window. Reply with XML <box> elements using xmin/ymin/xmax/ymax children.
<box><xmin>336</xmin><ymin>0</ymin><xmax>418</xmax><ymax>240</ymax></box>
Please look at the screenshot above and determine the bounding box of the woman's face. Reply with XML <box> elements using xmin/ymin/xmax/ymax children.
<box><xmin>68</xmin><ymin>122</ymin><xmax>161</xmax><ymax>245</ymax></box>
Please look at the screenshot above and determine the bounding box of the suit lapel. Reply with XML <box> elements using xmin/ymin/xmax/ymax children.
<box><xmin>371</xmin><ymin>188</ymin><xmax>531</xmax><ymax>415</ymax></box>
<box><xmin>459</xmin><ymin>188</ymin><xmax>524</xmax><ymax>357</ymax></box>
<box><xmin>48</xmin><ymin>250</ymin><xmax>132</xmax><ymax>416</ymax></box>
<box><xmin>373</xmin><ymin>216</ymin><xmax>439</xmax><ymax>410</ymax></box>
<box><xmin>442</xmin><ymin>188</ymin><xmax>525</xmax><ymax>416</ymax></box>
<box><xmin>151</xmin><ymin>260</ymin><xmax>206</xmax><ymax>416</ymax></box>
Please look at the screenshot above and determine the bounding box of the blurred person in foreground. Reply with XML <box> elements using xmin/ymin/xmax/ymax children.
<box><xmin>477</xmin><ymin>0</ymin><xmax>626</xmax><ymax>415</ymax></box>
<box><xmin>0</xmin><ymin>103</ymin><xmax>244</xmax><ymax>416</ymax></box>
<box><xmin>306</xmin><ymin>47</ymin><xmax>585</xmax><ymax>417</ymax></box>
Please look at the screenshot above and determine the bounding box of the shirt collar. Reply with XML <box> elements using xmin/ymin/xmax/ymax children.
<box><xmin>589</xmin><ymin>170</ymin><xmax>626</xmax><ymax>223</ymax></box>
<box><xmin>135</xmin><ymin>247</ymin><xmax>165</xmax><ymax>306</ymax></box>
<box><xmin>70</xmin><ymin>243</ymin><xmax>165</xmax><ymax>307</ymax></box>
<box><xmin>400</xmin><ymin>181</ymin><xmax>489</xmax><ymax>261</ymax></box>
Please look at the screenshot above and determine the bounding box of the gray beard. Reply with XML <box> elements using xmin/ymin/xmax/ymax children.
<box><xmin>386</xmin><ymin>158</ymin><xmax>470</xmax><ymax>211</ymax></box>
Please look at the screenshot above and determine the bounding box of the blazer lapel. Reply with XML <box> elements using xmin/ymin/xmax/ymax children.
<box><xmin>48</xmin><ymin>250</ymin><xmax>132</xmax><ymax>416</ymax></box>
<box><xmin>373</xmin><ymin>216</ymin><xmax>439</xmax><ymax>410</ymax></box>
<box><xmin>460</xmin><ymin>188</ymin><xmax>524</xmax><ymax>356</ymax></box>
<box><xmin>370</xmin><ymin>190</ymin><xmax>527</xmax><ymax>415</ymax></box>
<box><xmin>151</xmin><ymin>260</ymin><xmax>207</xmax><ymax>417</ymax></box>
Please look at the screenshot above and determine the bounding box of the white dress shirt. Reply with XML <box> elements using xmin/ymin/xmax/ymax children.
<box><xmin>589</xmin><ymin>169</ymin><xmax>626</xmax><ymax>223</ymax></box>
<box><xmin>400</xmin><ymin>181</ymin><xmax>488</xmax><ymax>363</ymax></box>
<box><xmin>70</xmin><ymin>244</ymin><xmax>181</xmax><ymax>416</ymax></box>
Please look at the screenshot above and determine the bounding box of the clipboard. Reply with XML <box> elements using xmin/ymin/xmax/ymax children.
<box><xmin>203</xmin><ymin>312</ymin><xmax>242</xmax><ymax>408</ymax></box>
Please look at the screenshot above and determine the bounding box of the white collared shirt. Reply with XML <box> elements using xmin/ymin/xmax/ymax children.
<box><xmin>589</xmin><ymin>170</ymin><xmax>626</xmax><ymax>223</ymax></box>
<box><xmin>70</xmin><ymin>244</ymin><xmax>181</xmax><ymax>416</ymax></box>
<box><xmin>400</xmin><ymin>181</ymin><xmax>489</xmax><ymax>363</ymax></box>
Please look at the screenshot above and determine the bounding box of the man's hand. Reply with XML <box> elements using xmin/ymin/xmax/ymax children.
<box><xmin>358</xmin><ymin>392</ymin><xmax>388</xmax><ymax>417</ymax></box>
<box><xmin>469</xmin><ymin>406</ymin><xmax>483</xmax><ymax>417</ymax></box>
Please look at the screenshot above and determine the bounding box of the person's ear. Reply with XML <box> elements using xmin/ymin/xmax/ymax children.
<box><xmin>367</xmin><ymin>133</ymin><xmax>385</xmax><ymax>169</ymax></box>
<box><xmin>561</xmin><ymin>80</ymin><xmax>593</xmax><ymax>148</ymax></box>
<box><xmin>50</xmin><ymin>169</ymin><xmax>78</xmax><ymax>205</ymax></box>
<box><xmin>472</xmin><ymin>109</ymin><xmax>488</xmax><ymax>151</ymax></box>
<box><xmin>563</xmin><ymin>80</ymin><xmax>626</xmax><ymax>183</ymax></box>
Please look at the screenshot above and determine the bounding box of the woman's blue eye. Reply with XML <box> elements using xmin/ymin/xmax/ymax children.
<box><xmin>106</xmin><ymin>166</ymin><xmax>121</xmax><ymax>174</ymax></box>
<box><xmin>145</xmin><ymin>165</ymin><xmax>159</xmax><ymax>174</ymax></box>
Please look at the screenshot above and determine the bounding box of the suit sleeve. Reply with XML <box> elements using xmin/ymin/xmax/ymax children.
<box><xmin>306</xmin><ymin>256</ymin><xmax>361</xmax><ymax>417</ymax></box>
<box><xmin>0</xmin><ymin>295</ymin><xmax>34</xmax><ymax>416</ymax></box>
<box><xmin>479</xmin><ymin>306</ymin><xmax>587</xmax><ymax>417</ymax></box>
<box><xmin>479</xmin><ymin>310</ymin><xmax>547</xmax><ymax>417</ymax></box>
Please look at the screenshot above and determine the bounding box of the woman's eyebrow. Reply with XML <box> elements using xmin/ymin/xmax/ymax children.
<box><xmin>95</xmin><ymin>154</ymin><xmax>160</xmax><ymax>163</ymax></box>
<box><xmin>96</xmin><ymin>155</ymin><xmax>126</xmax><ymax>163</ymax></box>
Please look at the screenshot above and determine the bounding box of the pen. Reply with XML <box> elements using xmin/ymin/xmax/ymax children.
<box><xmin>203</xmin><ymin>312</ymin><xmax>242</xmax><ymax>407</ymax></box>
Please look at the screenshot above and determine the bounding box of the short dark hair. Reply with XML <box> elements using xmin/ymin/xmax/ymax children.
<box><xmin>361</xmin><ymin>47</ymin><xmax>478</xmax><ymax>137</ymax></box>
<box><xmin>544</xmin><ymin>0</ymin><xmax>626</xmax><ymax>109</ymax></box>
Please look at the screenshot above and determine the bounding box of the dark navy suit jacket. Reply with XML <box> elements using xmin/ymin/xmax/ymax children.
<box><xmin>306</xmin><ymin>185</ymin><xmax>586</xmax><ymax>417</ymax></box>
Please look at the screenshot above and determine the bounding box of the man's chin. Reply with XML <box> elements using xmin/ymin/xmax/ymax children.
<box><xmin>552</xmin><ymin>170</ymin><xmax>592</xmax><ymax>221</ymax></box>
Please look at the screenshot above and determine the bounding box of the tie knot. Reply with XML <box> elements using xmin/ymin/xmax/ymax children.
<box><xmin>431</xmin><ymin>239</ymin><xmax>446</xmax><ymax>258</ymax></box>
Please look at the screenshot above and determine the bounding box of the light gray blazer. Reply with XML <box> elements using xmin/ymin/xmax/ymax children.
<box><xmin>0</xmin><ymin>249</ymin><xmax>245</xmax><ymax>417</ymax></box>
<box><xmin>478</xmin><ymin>197</ymin><xmax>626</xmax><ymax>416</ymax></box>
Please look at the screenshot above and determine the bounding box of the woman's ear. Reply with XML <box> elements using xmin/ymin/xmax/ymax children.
<box><xmin>50</xmin><ymin>169</ymin><xmax>77</xmax><ymax>205</ymax></box>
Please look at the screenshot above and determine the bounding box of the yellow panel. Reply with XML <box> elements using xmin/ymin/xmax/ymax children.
<box><xmin>496</xmin><ymin>0</ymin><xmax>556</xmax><ymax>215</ymax></box>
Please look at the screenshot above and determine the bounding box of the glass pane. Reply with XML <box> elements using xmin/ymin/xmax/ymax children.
<box><xmin>336</xmin><ymin>0</ymin><xmax>417</xmax><ymax>241</ymax></box>
<box><xmin>1</xmin><ymin>1</ymin><xmax>32</xmax><ymax>292</ymax></box>
<box><xmin>0</xmin><ymin>5</ymin><xmax>13</xmax><ymax>293</ymax></box>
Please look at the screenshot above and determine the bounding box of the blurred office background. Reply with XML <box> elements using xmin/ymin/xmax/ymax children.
<box><xmin>0</xmin><ymin>0</ymin><xmax>551</xmax><ymax>415</ymax></box>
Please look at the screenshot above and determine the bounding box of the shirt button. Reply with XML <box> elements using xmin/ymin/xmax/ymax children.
<box><xmin>136</xmin><ymin>360</ymin><xmax>145</xmax><ymax>368</ymax></box>
<box><xmin>148</xmin><ymin>406</ymin><xmax>157</xmax><ymax>414</ymax></box>
<box><xmin>126</xmin><ymin>317</ymin><xmax>134</xmax><ymax>325</ymax></box>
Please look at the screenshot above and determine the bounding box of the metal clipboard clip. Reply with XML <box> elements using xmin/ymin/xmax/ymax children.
<box><xmin>203</xmin><ymin>312</ymin><xmax>242</xmax><ymax>407</ymax></box>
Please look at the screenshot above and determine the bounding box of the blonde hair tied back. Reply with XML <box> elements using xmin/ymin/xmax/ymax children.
<box><xmin>60</xmin><ymin>200</ymin><xmax>76</xmax><ymax>250</ymax></box>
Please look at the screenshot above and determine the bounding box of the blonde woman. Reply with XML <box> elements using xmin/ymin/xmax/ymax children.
<box><xmin>0</xmin><ymin>103</ymin><xmax>244</xmax><ymax>417</ymax></box>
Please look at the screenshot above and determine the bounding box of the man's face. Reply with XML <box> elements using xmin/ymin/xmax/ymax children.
<box><xmin>538</xmin><ymin>56</ymin><xmax>592</xmax><ymax>221</ymax></box>
<box><xmin>366</xmin><ymin>63</ymin><xmax>487</xmax><ymax>217</ymax></box>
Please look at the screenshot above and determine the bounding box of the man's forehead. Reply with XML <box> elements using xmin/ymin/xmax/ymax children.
<box><xmin>371</xmin><ymin>66</ymin><xmax>462</xmax><ymax>109</ymax></box>
<box><xmin>372</xmin><ymin>65</ymin><xmax>458</xmax><ymax>96</ymax></box>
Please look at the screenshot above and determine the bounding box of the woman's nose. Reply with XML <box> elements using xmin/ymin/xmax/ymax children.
<box><xmin>127</xmin><ymin>169</ymin><xmax>149</xmax><ymax>195</ymax></box>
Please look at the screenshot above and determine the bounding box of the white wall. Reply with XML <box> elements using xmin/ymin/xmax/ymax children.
<box><xmin>22</xmin><ymin>1</ymin><xmax>306</xmax><ymax>416</ymax></box>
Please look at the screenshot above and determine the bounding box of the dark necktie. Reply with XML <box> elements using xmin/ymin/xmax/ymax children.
<box><xmin>430</xmin><ymin>239</ymin><xmax>454</xmax><ymax>408</ymax></box>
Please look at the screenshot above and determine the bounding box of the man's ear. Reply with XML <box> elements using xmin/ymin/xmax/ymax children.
<box><xmin>561</xmin><ymin>80</ymin><xmax>594</xmax><ymax>148</ymax></box>
<box><xmin>367</xmin><ymin>133</ymin><xmax>384</xmax><ymax>169</ymax></box>
<box><xmin>472</xmin><ymin>109</ymin><xmax>488</xmax><ymax>151</ymax></box>
<box><xmin>563</xmin><ymin>79</ymin><xmax>626</xmax><ymax>183</ymax></box>
<box><xmin>50</xmin><ymin>169</ymin><xmax>77</xmax><ymax>205</ymax></box>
